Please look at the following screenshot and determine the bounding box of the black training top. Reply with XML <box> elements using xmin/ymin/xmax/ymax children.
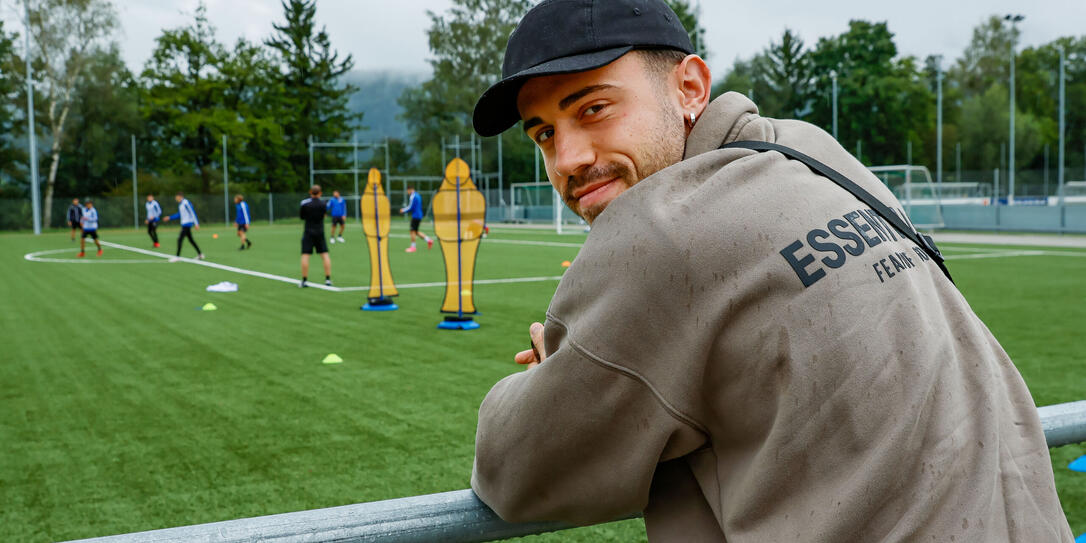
<box><xmin>300</xmin><ymin>197</ymin><xmax>327</xmax><ymax>231</ymax></box>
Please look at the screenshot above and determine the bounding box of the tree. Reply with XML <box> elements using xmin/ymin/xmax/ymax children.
<box><xmin>265</xmin><ymin>0</ymin><xmax>361</xmax><ymax>189</ymax></box>
<box><xmin>24</xmin><ymin>0</ymin><xmax>117</xmax><ymax>226</ymax></box>
<box><xmin>807</xmin><ymin>21</ymin><xmax>933</xmax><ymax>166</ymax></box>
<box><xmin>954</xmin><ymin>16</ymin><xmax>1017</xmax><ymax>97</ymax></box>
<box><xmin>0</xmin><ymin>20</ymin><xmax>24</xmax><ymax>192</ymax></box>
<box><xmin>140</xmin><ymin>4</ymin><xmax>231</xmax><ymax>193</ymax></box>
<box><xmin>59</xmin><ymin>45</ymin><xmax>141</xmax><ymax>197</ymax></box>
<box><xmin>665</xmin><ymin>0</ymin><xmax>707</xmax><ymax>60</ymax></box>
<box><xmin>141</xmin><ymin>4</ymin><xmax>286</xmax><ymax>193</ymax></box>
<box><xmin>399</xmin><ymin>0</ymin><xmax>533</xmax><ymax>179</ymax></box>
<box><xmin>754</xmin><ymin>29</ymin><xmax>812</xmax><ymax>119</ymax></box>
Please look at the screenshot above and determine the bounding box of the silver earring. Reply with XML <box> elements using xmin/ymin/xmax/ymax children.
<box><xmin>689</xmin><ymin>112</ymin><xmax>696</xmax><ymax>125</ymax></box>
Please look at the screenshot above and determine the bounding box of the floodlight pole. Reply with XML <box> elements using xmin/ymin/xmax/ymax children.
<box><xmin>956</xmin><ymin>142</ymin><xmax>961</xmax><ymax>183</ymax></box>
<box><xmin>830</xmin><ymin>70</ymin><xmax>838</xmax><ymax>140</ymax></box>
<box><xmin>1005</xmin><ymin>14</ymin><xmax>1024</xmax><ymax>206</ymax></box>
<box><xmin>23</xmin><ymin>0</ymin><xmax>41</xmax><ymax>235</ymax></box>
<box><xmin>1058</xmin><ymin>45</ymin><xmax>1066</xmax><ymax>209</ymax></box>
<box><xmin>223</xmin><ymin>134</ymin><xmax>229</xmax><ymax>225</ymax></box>
<box><xmin>131</xmin><ymin>135</ymin><xmax>138</xmax><ymax>229</ymax></box>
<box><xmin>936</xmin><ymin>56</ymin><xmax>944</xmax><ymax>183</ymax></box>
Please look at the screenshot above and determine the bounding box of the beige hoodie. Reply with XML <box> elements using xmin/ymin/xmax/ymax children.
<box><xmin>472</xmin><ymin>92</ymin><xmax>1071</xmax><ymax>542</ymax></box>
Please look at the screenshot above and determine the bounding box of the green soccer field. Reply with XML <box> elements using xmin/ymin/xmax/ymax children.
<box><xmin>2</xmin><ymin>222</ymin><xmax>1085</xmax><ymax>541</ymax></box>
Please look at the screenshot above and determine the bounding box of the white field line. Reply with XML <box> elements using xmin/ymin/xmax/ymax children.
<box><xmin>336</xmin><ymin>275</ymin><xmax>565</xmax><ymax>292</ymax></box>
<box><xmin>944</xmin><ymin>249</ymin><xmax>1086</xmax><ymax>260</ymax></box>
<box><xmin>99</xmin><ymin>241</ymin><xmax>339</xmax><ymax>291</ymax></box>
<box><xmin>944</xmin><ymin>250</ymin><xmax>1047</xmax><ymax>260</ymax></box>
<box><xmin>97</xmin><ymin>241</ymin><xmax>564</xmax><ymax>292</ymax></box>
<box><xmin>23</xmin><ymin>248</ymin><xmax>166</xmax><ymax>264</ymax></box>
<box><xmin>386</xmin><ymin>233</ymin><xmax>584</xmax><ymax>249</ymax></box>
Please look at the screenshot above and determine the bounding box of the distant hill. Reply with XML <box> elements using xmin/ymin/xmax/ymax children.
<box><xmin>344</xmin><ymin>70</ymin><xmax>427</xmax><ymax>141</ymax></box>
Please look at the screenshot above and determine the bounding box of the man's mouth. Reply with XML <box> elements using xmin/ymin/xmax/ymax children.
<box><xmin>572</xmin><ymin>177</ymin><xmax>619</xmax><ymax>200</ymax></box>
<box><xmin>572</xmin><ymin>177</ymin><xmax>622</xmax><ymax>211</ymax></box>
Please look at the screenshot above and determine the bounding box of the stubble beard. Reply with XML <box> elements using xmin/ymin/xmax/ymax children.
<box><xmin>564</xmin><ymin>104</ymin><xmax>686</xmax><ymax>224</ymax></box>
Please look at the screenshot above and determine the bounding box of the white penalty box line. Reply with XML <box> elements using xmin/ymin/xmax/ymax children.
<box><xmin>99</xmin><ymin>241</ymin><xmax>564</xmax><ymax>292</ymax></box>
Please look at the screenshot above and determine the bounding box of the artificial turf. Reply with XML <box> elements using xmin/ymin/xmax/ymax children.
<box><xmin>1</xmin><ymin>222</ymin><xmax>1084</xmax><ymax>541</ymax></box>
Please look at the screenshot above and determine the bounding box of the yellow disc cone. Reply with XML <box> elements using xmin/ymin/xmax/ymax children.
<box><xmin>202</xmin><ymin>303</ymin><xmax>217</xmax><ymax>311</ymax></box>
<box><xmin>322</xmin><ymin>353</ymin><xmax>344</xmax><ymax>364</ymax></box>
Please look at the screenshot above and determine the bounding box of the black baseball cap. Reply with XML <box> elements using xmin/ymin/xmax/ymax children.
<box><xmin>472</xmin><ymin>0</ymin><xmax>694</xmax><ymax>137</ymax></box>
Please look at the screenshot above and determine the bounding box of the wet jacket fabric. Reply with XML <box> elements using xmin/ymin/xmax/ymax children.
<box><xmin>472</xmin><ymin>92</ymin><xmax>1071</xmax><ymax>542</ymax></box>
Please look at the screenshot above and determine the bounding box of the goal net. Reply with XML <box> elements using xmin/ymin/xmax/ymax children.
<box><xmin>867</xmin><ymin>165</ymin><xmax>946</xmax><ymax>229</ymax></box>
<box><xmin>510</xmin><ymin>182</ymin><xmax>587</xmax><ymax>233</ymax></box>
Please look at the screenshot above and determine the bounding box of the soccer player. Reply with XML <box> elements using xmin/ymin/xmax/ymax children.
<box><xmin>234</xmin><ymin>194</ymin><xmax>252</xmax><ymax>250</ymax></box>
<box><xmin>399</xmin><ymin>186</ymin><xmax>432</xmax><ymax>252</ymax></box>
<box><xmin>162</xmin><ymin>192</ymin><xmax>204</xmax><ymax>260</ymax></box>
<box><xmin>299</xmin><ymin>185</ymin><xmax>332</xmax><ymax>287</ymax></box>
<box><xmin>67</xmin><ymin>198</ymin><xmax>82</xmax><ymax>241</ymax></box>
<box><xmin>145</xmin><ymin>194</ymin><xmax>162</xmax><ymax>248</ymax></box>
<box><xmin>468</xmin><ymin>1</ymin><xmax>1072</xmax><ymax>541</ymax></box>
<box><xmin>327</xmin><ymin>190</ymin><xmax>347</xmax><ymax>244</ymax></box>
<box><xmin>77</xmin><ymin>200</ymin><xmax>101</xmax><ymax>257</ymax></box>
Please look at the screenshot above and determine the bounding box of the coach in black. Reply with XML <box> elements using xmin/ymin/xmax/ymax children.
<box><xmin>299</xmin><ymin>184</ymin><xmax>332</xmax><ymax>288</ymax></box>
<box><xmin>67</xmin><ymin>198</ymin><xmax>82</xmax><ymax>241</ymax></box>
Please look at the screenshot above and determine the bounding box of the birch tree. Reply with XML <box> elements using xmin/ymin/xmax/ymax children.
<box><xmin>24</xmin><ymin>0</ymin><xmax>116</xmax><ymax>226</ymax></box>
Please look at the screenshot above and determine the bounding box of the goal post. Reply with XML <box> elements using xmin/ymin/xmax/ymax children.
<box><xmin>510</xmin><ymin>182</ymin><xmax>586</xmax><ymax>233</ymax></box>
<box><xmin>867</xmin><ymin>165</ymin><xmax>946</xmax><ymax>229</ymax></box>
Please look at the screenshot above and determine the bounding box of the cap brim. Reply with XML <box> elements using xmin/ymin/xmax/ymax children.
<box><xmin>473</xmin><ymin>46</ymin><xmax>634</xmax><ymax>137</ymax></box>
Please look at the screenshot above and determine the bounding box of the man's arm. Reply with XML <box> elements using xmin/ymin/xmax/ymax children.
<box><xmin>472</xmin><ymin>319</ymin><xmax>706</xmax><ymax>526</ymax></box>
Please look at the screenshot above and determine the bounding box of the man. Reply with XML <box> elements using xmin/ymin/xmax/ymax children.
<box><xmin>67</xmin><ymin>198</ymin><xmax>82</xmax><ymax>241</ymax></box>
<box><xmin>234</xmin><ymin>194</ymin><xmax>252</xmax><ymax>251</ymax></box>
<box><xmin>327</xmin><ymin>190</ymin><xmax>347</xmax><ymax>244</ymax></box>
<box><xmin>399</xmin><ymin>186</ymin><xmax>432</xmax><ymax>252</ymax></box>
<box><xmin>162</xmin><ymin>192</ymin><xmax>204</xmax><ymax>261</ymax></box>
<box><xmin>468</xmin><ymin>1</ymin><xmax>1072</xmax><ymax>541</ymax></box>
<box><xmin>77</xmin><ymin>200</ymin><xmax>101</xmax><ymax>257</ymax></box>
<box><xmin>299</xmin><ymin>185</ymin><xmax>332</xmax><ymax>287</ymax></box>
<box><xmin>145</xmin><ymin>194</ymin><xmax>162</xmax><ymax>248</ymax></box>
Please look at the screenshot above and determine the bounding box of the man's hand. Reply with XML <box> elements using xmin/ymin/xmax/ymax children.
<box><xmin>194</xmin><ymin>224</ymin><xmax>200</xmax><ymax>230</ymax></box>
<box><xmin>162</xmin><ymin>216</ymin><xmax>170</xmax><ymax>222</ymax></box>
<box><xmin>513</xmin><ymin>322</ymin><xmax>545</xmax><ymax>370</ymax></box>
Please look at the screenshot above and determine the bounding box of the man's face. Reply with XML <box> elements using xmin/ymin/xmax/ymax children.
<box><xmin>85</xmin><ymin>202</ymin><xmax>93</xmax><ymax>208</ymax></box>
<box><xmin>175</xmin><ymin>195</ymin><xmax>182</xmax><ymax>203</ymax></box>
<box><xmin>72</xmin><ymin>199</ymin><xmax>79</xmax><ymax>205</ymax></box>
<box><xmin>517</xmin><ymin>53</ymin><xmax>686</xmax><ymax>223</ymax></box>
<box><xmin>333</xmin><ymin>191</ymin><xmax>340</xmax><ymax>198</ymax></box>
<box><xmin>147</xmin><ymin>195</ymin><xmax>153</xmax><ymax>202</ymax></box>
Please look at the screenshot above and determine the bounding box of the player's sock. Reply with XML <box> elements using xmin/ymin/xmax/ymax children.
<box><xmin>246</xmin><ymin>239</ymin><xmax>251</xmax><ymax>248</ymax></box>
<box><xmin>325</xmin><ymin>275</ymin><xmax>332</xmax><ymax>286</ymax></box>
<box><xmin>411</xmin><ymin>242</ymin><xmax>417</xmax><ymax>249</ymax></box>
<box><xmin>300</xmin><ymin>276</ymin><xmax>308</xmax><ymax>288</ymax></box>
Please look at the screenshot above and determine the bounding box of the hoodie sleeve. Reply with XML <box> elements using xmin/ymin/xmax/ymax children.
<box><xmin>472</xmin><ymin>316</ymin><xmax>706</xmax><ymax>526</ymax></box>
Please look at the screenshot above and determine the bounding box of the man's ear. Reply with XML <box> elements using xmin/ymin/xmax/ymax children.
<box><xmin>675</xmin><ymin>55</ymin><xmax>712</xmax><ymax>118</ymax></box>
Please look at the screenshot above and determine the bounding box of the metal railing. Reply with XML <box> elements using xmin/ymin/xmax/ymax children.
<box><xmin>68</xmin><ymin>400</ymin><xmax>1086</xmax><ymax>543</ymax></box>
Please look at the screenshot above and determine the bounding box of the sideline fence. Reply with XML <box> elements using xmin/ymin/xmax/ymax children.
<box><xmin>67</xmin><ymin>400</ymin><xmax>1086</xmax><ymax>543</ymax></box>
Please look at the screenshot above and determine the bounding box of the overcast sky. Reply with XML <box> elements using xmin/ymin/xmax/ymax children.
<box><xmin>10</xmin><ymin>1</ymin><xmax>1086</xmax><ymax>76</ymax></box>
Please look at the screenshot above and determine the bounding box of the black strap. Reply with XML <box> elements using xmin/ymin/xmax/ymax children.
<box><xmin>720</xmin><ymin>140</ymin><xmax>953</xmax><ymax>283</ymax></box>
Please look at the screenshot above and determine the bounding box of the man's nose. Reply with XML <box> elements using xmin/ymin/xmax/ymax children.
<box><xmin>551</xmin><ymin>128</ymin><xmax>595</xmax><ymax>180</ymax></box>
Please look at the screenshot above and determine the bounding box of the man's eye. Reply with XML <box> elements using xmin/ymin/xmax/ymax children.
<box><xmin>536</xmin><ymin>129</ymin><xmax>554</xmax><ymax>144</ymax></box>
<box><xmin>584</xmin><ymin>104</ymin><xmax>605</xmax><ymax>116</ymax></box>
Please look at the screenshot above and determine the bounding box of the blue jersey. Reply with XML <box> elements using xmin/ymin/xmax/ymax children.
<box><xmin>327</xmin><ymin>197</ymin><xmax>347</xmax><ymax>218</ymax></box>
<box><xmin>168</xmin><ymin>198</ymin><xmax>199</xmax><ymax>227</ymax></box>
<box><xmin>235</xmin><ymin>201</ymin><xmax>251</xmax><ymax>225</ymax></box>
<box><xmin>81</xmin><ymin>207</ymin><xmax>99</xmax><ymax>231</ymax></box>
<box><xmin>404</xmin><ymin>192</ymin><xmax>424</xmax><ymax>219</ymax></box>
